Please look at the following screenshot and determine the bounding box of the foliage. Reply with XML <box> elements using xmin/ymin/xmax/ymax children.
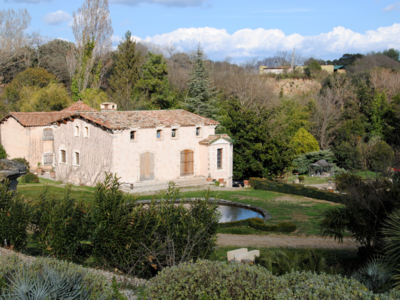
<box><xmin>186</xmin><ymin>45</ymin><xmax>219</xmax><ymax>119</ymax></box>
<box><xmin>135</xmin><ymin>52</ymin><xmax>174</xmax><ymax>109</ymax></box>
<box><xmin>223</xmin><ymin>99</ymin><xmax>294</xmax><ymax>180</ymax></box>
<box><xmin>80</xmin><ymin>88</ymin><xmax>108</xmax><ymax>109</ymax></box>
<box><xmin>0</xmin><ymin>181</ymin><xmax>31</xmax><ymax>250</ymax></box>
<box><xmin>370</xmin><ymin>92</ymin><xmax>388</xmax><ymax>137</ymax></box>
<box><xmin>0</xmin><ymin>255</ymin><xmax>115</xmax><ymax>299</ymax></box>
<box><xmin>0</xmin><ymin>144</ymin><xmax>7</xmax><ymax>159</ymax></box>
<box><xmin>298</xmin><ymin>175</ymin><xmax>305</xmax><ymax>182</ymax></box>
<box><xmin>249</xmin><ymin>218</ymin><xmax>296</xmax><ymax>233</ymax></box>
<box><xmin>291</xmin><ymin>127</ymin><xmax>320</xmax><ymax>155</ymax></box>
<box><xmin>321</xmin><ymin>173</ymin><xmax>400</xmax><ymax>254</ymax></box>
<box><xmin>382</xmin><ymin>48</ymin><xmax>400</xmax><ymax>61</ymax></box>
<box><xmin>147</xmin><ymin>260</ymin><xmax>400</xmax><ymax>299</ymax></box>
<box><xmin>382</xmin><ymin>209</ymin><xmax>400</xmax><ymax>289</ymax></box>
<box><xmin>32</xmin><ymin>186</ymin><xmax>92</xmax><ymax>263</ymax></box>
<box><xmin>256</xmin><ymin>248</ymin><xmax>342</xmax><ymax>276</ymax></box>
<box><xmin>250</xmin><ymin>177</ymin><xmax>343</xmax><ymax>203</ymax></box>
<box><xmin>19</xmin><ymin>172</ymin><xmax>39</xmax><ymax>183</ymax></box>
<box><xmin>292</xmin><ymin>149</ymin><xmax>336</xmax><ymax>174</ymax></box>
<box><xmin>368</xmin><ymin>140</ymin><xmax>394</xmax><ymax>172</ymax></box>
<box><xmin>11</xmin><ymin>157</ymin><xmax>29</xmax><ymax>170</ymax></box>
<box><xmin>109</xmin><ymin>31</ymin><xmax>143</xmax><ymax>110</ymax></box>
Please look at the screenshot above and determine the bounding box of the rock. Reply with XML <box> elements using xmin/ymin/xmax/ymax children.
<box><xmin>227</xmin><ymin>248</ymin><xmax>248</xmax><ymax>261</ymax></box>
<box><xmin>0</xmin><ymin>159</ymin><xmax>27</xmax><ymax>190</ymax></box>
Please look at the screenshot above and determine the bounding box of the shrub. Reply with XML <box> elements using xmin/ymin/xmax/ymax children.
<box><xmin>0</xmin><ymin>181</ymin><xmax>31</xmax><ymax>250</ymax></box>
<box><xmin>0</xmin><ymin>144</ymin><xmax>7</xmax><ymax>159</ymax></box>
<box><xmin>147</xmin><ymin>260</ymin><xmax>283</xmax><ymax>299</ymax></box>
<box><xmin>249</xmin><ymin>218</ymin><xmax>296</xmax><ymax>233</ymax></box>
<box><xmin>298</xmin><ymin>175</ymin><xmax>305</xmax><ymax>182</ymax></box>
<box><xmin>32</xmin><ymin>186</ymin><xmax>92</xmax><ymax>263</ymax></box>
<box><xmin>218</xmin><ymin>218</ymin><xmax>250</xmax><ymax>228</ymax></box>
<box><xmin>292</xmin><ymin>149</ymin><xmax>337</xmax><ymax>174</ymax></box>
<box><xmin>12</xmin><ymin>157</ymin><xmax>30</xmax><ymax>170</ymax></box>
<box><xmin>19</xmin><ymin>172</ymin><xmax>39</xmax><ymax>183</ymax></box>
<box><xmin>0</xmin><ymin>255</ymin><xmax>115</xmax><ymax>299</ymax></box>
<box><xmin>250</xmin><ymin>178</ymin><xmax>343</xmax><ymax>203</ymax></box>
<box><xmin>256</xmin><ymin>248</ymin><xmax>342</xmax><ymax>276</ymax></box>
<box><xmin>291</xmin><ymin>128</ymin><xmax>320</xmax><ymax>155</ymax></box>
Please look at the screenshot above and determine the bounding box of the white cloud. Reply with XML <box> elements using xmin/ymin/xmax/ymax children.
<box><xmin>382</xmin><ymin>2</ymin><xmax>400</xmax><ymax>11</ymax></box>
<box><xmin>44</xmin><ymin>10</ymin><xmax>72</xmax><ymax>26</ymax></box>
<box><xmin>110</xmin><ymin>0</ymin><xmax>208</xmax><ymax>7</ymax></box>
<box><xmin>131</xmin><ymin>24</ymin><xmax>400</xmax><ymax>60</ymax></box>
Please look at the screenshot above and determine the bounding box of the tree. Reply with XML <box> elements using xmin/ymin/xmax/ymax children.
<box><xmin>370</xmin><ymin>92</ymin><xmax>388</xmax><ymax>137</ymax></box>
<box><xmin>80</xmin><ymin>88</ymin><xmax>108</xmax><ymax>109</ymax></box>
<box><xmin>383</xmin><ymin>48</ymin><xmax>400</xmax><ymax>62</ymax></box>
<box><xmin>327</xmin><ymin>53</ymin><xmax>364</xmax><ymax>67</ymax></box>
<box><xmin>291</xmin><ymin>128</ymin><xmax>320</xmax><ymax>155</ymax></box>
<box><xmin>0</xmin><ymin>9</ymin><xmax>31</xmax><ymax>73</ymax></box>
<box><xmin>109</xmin><ymin>31</ymin><xmax>143</xmax><ymax>111</ymax></box>
<box><xmin>222</xmin><ymin>99</ymin><xmax>294</xmax><ymax>179</ymax></box>
<box><xmin>67</xmin><ymin>0</ymin><xmax>113</xmax><ymax>98</ymax></box>
<box><xmin>135</xmin><ymin>52</ymin><xmax>174</xmax><ymax>109</ymax></box>
<box><xmin>186</xmin><ymin>45</ymin><xmax>219</xmax><ymax>118</ymax></box>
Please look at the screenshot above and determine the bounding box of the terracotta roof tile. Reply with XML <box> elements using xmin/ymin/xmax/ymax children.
<box><xmin>61</xmin><ymin>100</ymin><xmax>98</xmax><ymax>112</ymax></box>
<box><xmin>4</xmin><ymin>112</ymin><xmax>75</xmax><ymax>127</ymax></box>
<box><xmin>75</xmin><ymin>110</ymin><xmax>219</xmax><ymax>130</ymax></box>
<box><xmin>199</xmin><ymin>134</ymin><xmax>233</xmax><ymax>145</ymax></box>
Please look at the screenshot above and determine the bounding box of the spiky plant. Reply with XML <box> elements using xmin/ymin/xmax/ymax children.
<box><xmin>383</xmin><ymin>209</ymin><xmax>400</xmax><ymax>289</ymax></box>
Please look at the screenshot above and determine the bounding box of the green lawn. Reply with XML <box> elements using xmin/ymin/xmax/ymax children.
<box><xmin>286</xmin><ymin>175</ymin><xmax>330</xmax><ymax>185</ymax></box>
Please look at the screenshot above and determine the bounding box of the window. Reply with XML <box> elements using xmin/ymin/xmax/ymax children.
<box><xmin>217</xmin><ymin>149</ymin><xmax>223</xmax><ymax>169</ymax></box>
<box><xmin>75</xmin><ymin>126</ymin><xmax>80</xmax><ymax>137</ymax></box>
<box><xmin>43</xmin><ymin>153</ymin><xmax>53</xmax><ymax>165</ymax></box>
<box><xmin>43</xmin><ymin>128</ymin><xmax>54</xmax><ymax>140</ymax></box>
<box><xmin>157</xmin><ymin>129</ymin><xmax>162</xmax><ymax>139</ymax></box>
<box><xmin>196</xmin><ymin>127</ymin><xmax>201</xmax><ymax>137</ymax></box>
<box><xmin>74</xmin><ymin>152</ymin><xmax>80</xmax><ymax>166</ymax></box>
<box><xmin>172</xmin><ymin>128</ymin><xmax>178</xmax><ymax>138</ymax></box>
<box><xmin>60</xmin><ymin>150</ymin><xmax>66</xmax><ymax>163</ymax></box>
<box><xmin>130</xmin><ymin>131</ymin><xmax>136</xmax><ymax>141</ymax></box>
<box><xmin>84</xmin><ymin>127</ymin><xmax>89</xmax><ymax>137</ymax></box>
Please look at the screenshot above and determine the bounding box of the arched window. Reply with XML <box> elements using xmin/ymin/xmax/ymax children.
<box><xmin>75</xmin><ymin>126</ymin><xmax>80</xmax><ymax>136</ymax></box>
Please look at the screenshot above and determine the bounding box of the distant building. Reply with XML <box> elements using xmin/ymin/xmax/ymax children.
<box><xmin>259</xmin><ymin>65</ymin><xmax>346</xmax><ymax>75</ymax></box>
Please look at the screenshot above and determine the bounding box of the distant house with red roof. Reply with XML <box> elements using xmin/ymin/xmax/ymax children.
<box><xmin>0</xmin><ymin>101</ymin><xmax>233</xmax><ymax>187</ymax></box>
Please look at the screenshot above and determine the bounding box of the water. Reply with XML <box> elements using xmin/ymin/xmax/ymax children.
<box><xmin>217</xmin><ymin>205</ymin><xmax>263</xmax><ymax>223</ymax></box>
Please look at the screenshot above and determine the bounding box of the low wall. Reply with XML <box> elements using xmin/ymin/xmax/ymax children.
<box><xmin>135</xmin><ymin>198</ymin><xmax>272</xmax><ymax>222</ymax></box>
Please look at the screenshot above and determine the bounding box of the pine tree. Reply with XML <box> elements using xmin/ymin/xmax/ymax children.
<box><xmin>109</xmin><ymin>31</ymin><xmax>143</xmax><ymax>110</ymax></box>
<box><xmin>135</xmin><ymin>52</ymin><xmax>174</xmax><ymax>109</ymax></box>
<box><xmin>186</xmin><ymin>45</ymin><xmax>218</xmax><ymax>118</ymax></box>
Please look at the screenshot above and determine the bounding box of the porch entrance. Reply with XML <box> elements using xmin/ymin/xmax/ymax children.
<box><xmin>180</xmin><ymin>150</ymin><xmax>194</xmax><ymax>177</ymax></box>
<box><xmin>140</xmin><ymin>152</ymin><xmax>155</xmax><ymax>181</ymax></box>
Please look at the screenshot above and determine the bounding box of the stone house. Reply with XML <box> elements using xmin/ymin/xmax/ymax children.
<box><xmin>0</xmin><ymin>101</ymin><xmax>234</xmax><ymax>187</ymax></box>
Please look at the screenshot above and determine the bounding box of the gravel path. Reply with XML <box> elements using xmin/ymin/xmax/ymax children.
<box><xmin>0</xmin><ymin>247</ymin><xmax>147</xmax><ymax>299</ymax></box>
<box><xmin>216</xmin><ymin>234</ymin><xmax>357</xmax><ymax>249</ymax></box>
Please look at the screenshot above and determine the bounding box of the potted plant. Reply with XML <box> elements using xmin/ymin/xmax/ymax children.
<box><xmin>243</xmin><ymin>180</ymin><xmax>250</xmax><ymax>187</ymax></box>
<box><xmin>207</xmin><ymin>174</ymin><xmax>213</xmax><ymax>182</ymax></box>
<box><xmin>50</xmin><ymin>166</ymin><xmax>56</xmax><ymax>178</ymax></box>
<box><xmin>36</xmin><ymin>162</ymin><xmax>43</xmax><ymax>175</ymax></box>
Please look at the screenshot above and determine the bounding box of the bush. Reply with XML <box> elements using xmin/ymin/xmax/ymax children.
<box><xmin>249</xmin><ymin>218</ymin><xmax>296</xmax><ymax>233</ymax></box>
<box><xmin>218</xmin><ymin>219</ymin><xmax>250</xmax><ymax>228</ymax></box>
<box><xmin>147</xmin><ymin>260</ymin><xmax>283</xmax><ymax>299</ymax></box>
<box><xmin>19</xmin><ymin>172</ymin><xmax>39</xmax><ymax>183</ymax></box>
<box><xmin>0</xmin><ymin>181</ymin><xmax>31</xmax><ymax>250</ymax></box>
<box><xmin>0</xmin><ymin>144</ymin><xmax>7</xmax><ymax>159</ymax></box>
<box><xmin>148</xmin><ymin>260</ymin><xmax>400</xmax><ymax>299</ymax></box>
<box><xmin>0</xmin><ymin>255</ymin><xmax>115</xmax><ymax>299</ymax></box>
<box><xmin>256</xmin><ymin>248</ymin><xmax>342</xmax><ymax>276</ymax></box>
<box><xmin>32</xmin><ymin>186</ymin><xmax>92</xmax><ymax>263</ymax></box>
<box><xmin>250</xmin><ymin>177</ymin><xmax>343</xmax><ymax>203</ymax></box>
<box><xmin>12</xmin><ymin>157</ymin><xmax>30</xmax><ymax>170</ymax></box>
<box><xmin>298</xmin><ymin>175</ymin><xmax>305</xmax><ymax>182</ymax></box>
<box><xmin>291</xmin><ymin>128</ymin><xmax>320</xmax><ymax>155</ymax></box>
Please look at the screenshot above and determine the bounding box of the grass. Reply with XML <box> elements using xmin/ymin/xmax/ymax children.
<box><xmin>286</xmin><ymin>175</ymin><xmax>330</xmax><ymax>185</ymax></box>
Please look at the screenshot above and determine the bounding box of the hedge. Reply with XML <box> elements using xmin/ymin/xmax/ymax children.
<box><xmin>249</xmin><ymin>177</ymin><xmax>343</xmax><ymax>203</ymax></box>
<box><xmin>220</xmin><ymin>217</ymin><xmax>296</xmax><ymax>233</ymax></box>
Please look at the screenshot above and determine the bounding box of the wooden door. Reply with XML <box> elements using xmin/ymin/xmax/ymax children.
<box><xmin>180</xmin><ymin>150</ymin><xmax>194</xmax><ymax>176</ymax></box>
<box><xmin>140</xmin><ymin>152</ymin><xmax>155</xmax><ymax>181</ymax></box>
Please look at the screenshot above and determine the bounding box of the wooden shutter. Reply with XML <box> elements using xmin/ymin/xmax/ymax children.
<box><xmin>140</xmin><ymin>152</ymin><xmax>155</xmax><ymax>181</ymax></box>
<box><xmin>44</xmin><ymin>153</ymin><xmax>53</xmax><ymax>165</ymax></box>
<box><xmin>43</xmin><ymin>128</ymin><xmax>54</xmax><ymax>140</ymax></box>
<box><xmin>180</xmin><ymin>150</ymin><xmax>194</xmax><ymax>176</ymax></box>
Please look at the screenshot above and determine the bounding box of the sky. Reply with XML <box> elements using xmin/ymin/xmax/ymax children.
<box><xmin>2</xmin><ymin>0</ymin><xmax>400</xmax><ymax>62</ymax></box>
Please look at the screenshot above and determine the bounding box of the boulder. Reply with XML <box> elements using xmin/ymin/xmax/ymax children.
<box><xmin>0</xmin><ymin>159</ymin><xmax>27</xmax><ymax>190</ymax></box>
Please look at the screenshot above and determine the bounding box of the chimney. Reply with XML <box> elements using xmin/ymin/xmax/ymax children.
<box><xmin>100</xmin><ymin>102</ymin><xmax>117</xmax><ymax>111</ymax></box>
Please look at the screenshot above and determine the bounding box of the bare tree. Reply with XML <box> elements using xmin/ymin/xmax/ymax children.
<box><xmin>0</xmin><ymin>9</ymin><xmax>31</xmax><ymax>72</ymax></box>
<box><xmin>67</xmin><ymin>0</ymin><xmax>113</xmax><ymax>92</ymax></box>
<box><xmin>369</xmin><ymin>67</ymin><xmax>400</xmax><ymax>102</ymax></box>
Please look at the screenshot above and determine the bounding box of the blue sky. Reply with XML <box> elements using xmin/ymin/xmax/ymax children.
<box><xmin>3</xmin><ymin>0</ymin><xmax>400</xmax><ymax>61</ymax></box>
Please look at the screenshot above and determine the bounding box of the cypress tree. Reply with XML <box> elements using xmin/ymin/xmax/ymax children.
<box><xmin>186</xmin><ymin>45</ymin><xmax>218</xmax><ymax>118</ymax></box>
<box><xmin>109</xmin><ymin>31</ymin><xmax>143</xmax><ymax>110</ymax></box>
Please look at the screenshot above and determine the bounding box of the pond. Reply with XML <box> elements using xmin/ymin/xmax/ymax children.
<box><xmin>217</xmin><ymin>205</ymin><xmax>264</xmax><ymax>223</ymax></box>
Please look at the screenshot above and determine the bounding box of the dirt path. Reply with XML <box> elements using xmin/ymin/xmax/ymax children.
<box><xmin>217</xmin><ymin>234</ymin><xmax>357</xmax><ymax>249</ymax></box>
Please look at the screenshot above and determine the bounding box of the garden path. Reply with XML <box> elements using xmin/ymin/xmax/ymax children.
<box><xmin>217</xmin><ymin>234</ymin><xmax>357</xmax><ymax>249</ymax></box>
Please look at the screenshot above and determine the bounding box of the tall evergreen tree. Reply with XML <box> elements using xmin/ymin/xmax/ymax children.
<box><xmin>109</xmin><ymin>31</ymin><xmax>143</xmax><ymax>110</ymax></box>
<box><xmin>186</xmin><ymin>45</ymin><xmax>218</xmax><ymax>118</ymax></box>
<box><xmin>135</xmin><ymin>52</ymin><xmax>174</xmax><ymax>109</ymax></box>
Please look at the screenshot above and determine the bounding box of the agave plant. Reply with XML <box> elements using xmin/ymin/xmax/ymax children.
<box><xmin>352</xmin><ymin>255</ymin><xmax>393</xmax><ymax>293</ymax></box>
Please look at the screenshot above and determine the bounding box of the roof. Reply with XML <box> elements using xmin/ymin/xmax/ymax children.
<box><xmin>60</xmin><ymin>100</ymin><xmax>98</xmax><ymax>112</ymax></box>
<box><xmin>310</xmin><ymin>160</ymin><xmax>333</xmax><ymax>167</ymax></box>
<box><xmin>63</xmin><ymin>110</ymin><xmax>219</xmax><ymax>130</ymax></box>
<box><xmin>1</xmin><ymin>112</ymin><xmax>76</xmax><ymax>127</ymax></box>
<box><xmin>334</xmin><ymin>65</ymin><xmax>345</xmax><ymax>70</ymax></box>
<box><xmin>199</xmin><ymin>134</ymin><xmax>233</xmax><ymax>145</ymax></box>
